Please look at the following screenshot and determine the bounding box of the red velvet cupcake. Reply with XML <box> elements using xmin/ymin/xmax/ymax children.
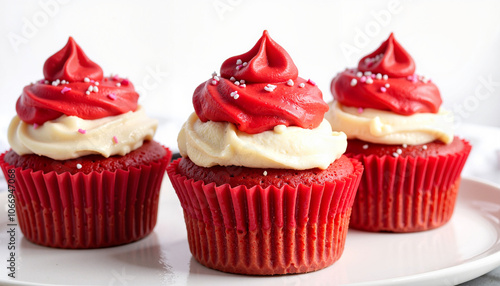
<box><xmin>0</xmin><ymin>37</ymin><xmax>171</xmax><ymax>248</ymax></box>
<box><xmin>168</xmin><ymin>31</ymin><xmax>363</xmax><ymax>275</ymax></box>
<box><xmin>325</xmin><ymin>33</ymin><xmax>471</xmax><ymax>232</ymax></box>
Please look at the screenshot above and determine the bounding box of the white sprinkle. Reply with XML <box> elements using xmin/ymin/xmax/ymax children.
<box><xmin>362</xmin><ymin>144</ymin><xmax>369</xmax><ymax>150</ymax></box>
<box><xmin>61</xmin><ymin>80</ymin><xmax>67</xmax><ymax>84</ymax></box>
<box><xmin>364</xmin><ymin>71</ymin><xmax>372</xmax><ymax>76</ymax></box>
<box><xmin>52</xmin><ymin>81</ymin><xmax>59</xmax><ymax>86</ymax></box>
<box><xmin>86</xmin><ymin>91</ymin><xmax>90</xmax><ymax>95</ymax></box>
<box><xmin>383</xmin><ymin>75</ymin><xmax>388</xmax><ymax>80</ymax></box>
<box><xmin>236</xmin><ymin>59</ymin><xmax>242</xmax><ymax>65</ymax></box>
<box><xmin>239</xmin><ymin>84</ymin><xmax>246</xmax><ymax>88</ymax></box>
<box><xmin>264</xmin><ymin>84</ymin><xmax>277</xmax><ymax>92</ymax></box>
<box><xmin>236</xmin><ymin>66</ymin><xmax>240</xmax><ymax>70</ymax></box>
<box><xmin>242</xmin><ymin>62</ymin><xmax>248</xmax><ymax>67</ymax></box>
<box><xmin>385</xmin><ymin>83</ymin><xmax>390</xmax><ymax>88</ymax></box>
<box><xmin>376</xmin><ymin>73</ymin><xmax>382</xmax><ymax>80</ymax></box>
<box><xmin>240</xmin><ymin>80</ymin><xmax>245</xmax><ymax>84</ymax></box>
<box><xmin>213</xmin><ymin>76</ymin><xmax>220</xmax><ymax>81</ymax></box>
<box><xmin>95</xmin><ymin>82</ymin><xmax>99</xmax><ymax>86</ymax></box>
<box><xmin>422</xmin><ymin>145</ymin><xmax>428</xmax><ymax>150</ymax></box>
<box><xmin>234</xmin><ymin>81</ymin><xmax>240</xmax><ymax>86</ymax></box>
<box><xmin>93</xmin><ymin>86</ymin><xmax>99</xmax><ymax>92</ymax></box>
<box><xmin>212</xmin><ymin>71</ymin><xmax>218</xmax><ymax>77</ymax></box>
<box><xmin>76</xmin><ymin>164</ymin><xmax>82</xmax><ymax>169</ymax></box>
<box><xmin>366</xmin><ymin>78</ymin><xmax>373</xmax><ymax>84</ymax></box>
<box><xmin>44</xmin><ymin>80</ymin><xmax>49</xmax><ymax>84</ymax></box>
<box><xmin>230</xmin><ymin>77</ymin><xmax>236</xmax><ymax>82</ymax></box>
<box><xmin>88</xmin><ymin>85</ymin><xmax>94</xmax><ymax>92</ymax></box>
<box><xmin>211</xmin><ymin>80</ymin><xmax>217</xmax><ymax>85</ymax></box>
<box><xmin>392</xmin><ymin>152</ymin><xmax>399</xmax><ymax>157</ymax></box>
<box><xmin>402</xmin><ymin>143</ymin><xmax>408</xmax><ymax>148</ymax></box>
<box><xmin>263</xmin><ymin>171</ymin><xmax>268</xmax><ymax>176</ymax></box>
<box><xmin>287</xmin><ymin>79</ymin><xmax>294</xmax><ymax>86</ymax></box>
<box><xmin>299</xmin><ymin>83</ymin><xmax>305</xmax><ymax>88</ymax></box>
<box><xmin>397</xmin><ymin>148</ymin><xmax>403</xmax><ymax>154</ymax></box>
<box><xmin>116</xmin><ymin>83</ymin><xmax>121</xmax><ymax>87</ymax></box>
<box><xmin>233</xmin><ymin>93</ymin><xmax>239</xmax><ymax>99</ymax></box>
<box><xmin>350</xmin><ymin>78</ymin><xmax>358</xmax><ymax>87</ymax></box>
<box><xmin>84</xmin><ymin>77</ymin><xmax>90</xmax><ymax>83</ymax></box>
<box><xmin>356</xmin><ymin>71</ymin><xmax>363</xmax><ymax>77</ymax></box>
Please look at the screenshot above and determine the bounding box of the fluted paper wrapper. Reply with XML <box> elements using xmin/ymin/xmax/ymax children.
<box><xmin>0</xmin><ymin>148</ymin><xmax>171</xmax><ymax>248</ymax></box>
<box><xmin>347</xmin><ymin>139</ymin><xmax>471</xmax><ymax>232</ymax></box>
<box><xmin>167</xmin><ymin>158</ymin><xmax>363</xmax><ymax>275</ymax></box>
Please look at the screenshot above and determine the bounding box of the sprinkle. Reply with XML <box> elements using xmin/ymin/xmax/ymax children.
<box><xmin>234</xmin><ymin>81</ymin><xmax>240</xmax><ymax>86</ymax></box>
<box><xmin>85</xmin><ymin>91</ymin><xmax>90</xmax><ymax>95</ymax></box>
<box><xmin>116</xmin><ymin>83</ymin><xmax>121</xmax><ymax>87</ymax></box>
<box><xmin>88</xmin><ymin>85</ymin><xmax>94</xmax><ymax>92</ymax></box>
<box><xmin>240</xmin><ymin>80</ymin><xmax>245</xmax><ymax>84</ymax></box>
<box><xmin>376</xmin><ymin>73</ymin><xmax>382</xmax><ymax>80</ymax></box>
<box><xmin>422</xmin><ymin>145</ymin><xmax>428</xmax><ymax>150</ymax></box>
<box><xmin>392</xmin><ymin>152</ymin><xmax>399</xmax><ymax>157</ymax></box>
<box><xmin>287</xmin><ymin>79</ymin><xmax>294</xmax><ymax>86</ymax></box>
<box><xmin>360</xmin><ymin>76</ymin><xmax>367</xmax><ymax>83</ymax></box>
<box><xmin>93</xmin><ymin>86</ymin><xmax>99</xmax><ymax>92</ymax></box>
<box><xmin>107</xmin><ymin>93</ymin><xmax>117</xmax><ymax>100</ymax></box>
<box><xmin>264</xmin><ymin>84</ymin><xmax>277</xmax><ymax>92</ymax></box>
<box><xmin>230</xmin><ymin>77</ymin><xmax>236</xmax><ymax>82</ymax></box>
<box><xmin>84</xmin><ymin>77</ymin><xmax>90</xmax><ymax>83</ymax></box>
<box><xmin>371</xmin><ymin>74</ymin><xmax>376</xmax><ymax>79</ymax></box>
<box><xmin>383</xmin><ymin>75</ymin><xmax>388</xmax><ymax>80</ymax></box>
<box><xmin>76</xmin><ymin>164</ymin><xmax>82</xmax><ymax>169</ymax></box>
<box><xmin>236</xmin><ymin>65</ymin><xmax>242</xmax><ymax>70</ymax></box>
<box><xmin>263</xmin><ymin>171</ymin><xmax>268</xmax><ymax>176</ymax></box>
<box><xmin>366</xmin><ymin>77</ymin><xmax>373</xmax><ymax>84</ymax></box>
<box><xmin>299</xmin><ymin>83</ymin><xmax>305</xmax><ymax>88</ymax></box>
<box><xmin>357</xmin><ymin>107</ymin><xmax>364</xmax><ymax>113</ymax></box>
<box><xmin>113</xmin><ymin>136</ymin><xmax>119</xmax><ymax>144</ymax></box>
<box><xmin>61</xmin><ymin>87</ymin><xmax>71</xmax><ymax>94</ymax></box>
<box><xmin>38</xmin><ymin>79</ymin><xmax>45</xmax><ymax>84</ymax></box>
<box><xmin>412</xmin><ymin>77</ymin><xmax>418</xmax><ymax>83</ymax></box>
<box><xmin>230</xmin><ymin>91</ymin><xmax>238</xmax><ymax>98</ymax></box>
<box><xmin>33</xmin><ymin>123</ymin><xmax>39</xmax><ymax>129</ymax></box>
<box><xmin>242</xmin><ymin>62</ymin><xmax>248</xmax><ymax>67</ymax></box>
<box><xmin>121</xmin><ymin>79</ymin><xmax>129</xmax><ymax>86</ymax></box>
<box><xmin>112</xmin><ymin>74</ymin><xmax>120</xmax><ymax>81</ymax></box>
<box><xmin>211</xmin><ymin>80</ymin><xmax>217</xmax><ymax>85</ymax></box>
<box><xmin>95</xmin><ymin>82</ymin><xmax>99</xmax><ymax>86</ymax></box>
<box><xmin>90</xmin><ymin>79</ymin><xmax>95</xmax><ymax>83</ymax></box>
<box><xmin>52</xmin><ymin>79</ymin><xmax>60</xmax><ymax>86</ymax></box>
<box><xmin>236</xmin><ymin>59</ymin><xmax>242</xmax><ymax>65</ymax></box>
<box><xmin>212</xmin><ymin>71</ymin><xmax>217</xmax><ymax>77</ymax></box>
<box><xmin>239</xmin><ymin>84</ymin><xmax>246</xmax><ymax>88</ymax></box>
<box><xmin>362</xmin><ymin>144</ymin><xmax>369</xmax><ymax>150</ymax></box>
<box><xmin>407</xmin><ymin>75</ymin><xmax>414</xmax><ymax>81</ymax></box>
<box><xmin>78</xmin><ymin>129</ymin><xmax>86</xmax><ymax>134</ymax></box>
<box><xmin>233</xmin><ymin>93</ymin><xmax>240</xmax><ymax>99</ymax></box>
<box><xmin>396</xmin><ymin>148</ymin><xmax>403</xmax><ymax>154</ymax></box>
<box><xmin>402</xmin><ymin>144</ymin><xmax>408</xmax><ymax>148</ymax></box>
<box><xmin>61</xmin><ymin>80</ymin><xmax>67</xmax><ymax>84</ymax></box>
<box><xmin>307</xmin><ymin>79</ymin><xmax>316</xmax><ymax>86</ymax></box>
<box><xmin>385</xmin><ymin>83</ymin><xmax>390</xmax><ymax>88</ymax></box>
<box><xmin>356</xmin><ymin>71</ymin><xmax>363</xmax><ymax>77</ymax></box>
<box><xmin>213</xmin><ymin>76</ymin><xmax>220</xmax><ymax>81</ymax></box>
<box><xmin>364</xmin><ymin>71</ymin><xmax>372</xmax><ymax>76</ymax></box>
<box><xmin>350</xmin><ymin>79</ymin><xmax>358</xmax><ymax>86</ymax></box>
<box><xmin>380</xmin><ymin>87</ymin><xmax>387</xmax><ymax>92</ymax></box>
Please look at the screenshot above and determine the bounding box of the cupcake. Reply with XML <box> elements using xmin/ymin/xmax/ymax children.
<box><xmin>325</xmin><ymin>33</ymin><xmax>471</xmax><ymax>232</ymax></box>
<box><xmin>167</xmin><ymin>31</ymin><xmax>363</xmax><ymax>275</ymax></box>
<box><xmin>0</xmin><ymin>37</ymin><xmax>172</xmax><ymax>248</ymax></box>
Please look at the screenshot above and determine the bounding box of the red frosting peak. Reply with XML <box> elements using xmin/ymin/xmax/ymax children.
<box><xmin>194</xmin><ymin>31</ymin><xmax>328</xmax><ymax>134</ymax></box>
<box><xmin>220</xmin><ymin>30</ymin><xmax>298</xmax><ymax>83</ymax></box>
<box><xmin>43</xmin><ymin>37</ymin><xmax>103</xmax><ymax>82</ymax></box>
<box><xmin>358</xmin><ymin>33</ymin><xmax>415</xmax><ymax>78</ymax></box>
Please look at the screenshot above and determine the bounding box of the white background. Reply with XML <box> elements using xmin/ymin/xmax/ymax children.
<box><xmin>1</xmin><ymin>0</ymin><xmax>500</xmax><ymax>152</ymax></box>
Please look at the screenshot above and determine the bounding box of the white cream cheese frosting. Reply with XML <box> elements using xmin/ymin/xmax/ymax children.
<box><xmin>178</xmin><ymin>112</ymin><xmax>347</xmax><ymax>170</ymax></box>
<box><xmin>325</xmin><ymin>101</ymin><xmax>454</xmax><ymax>145</ymax></box>
<box><xmin>8</xmin><ymin>105</ymin><xmax>158</xmax><ymax>160</ymax></box>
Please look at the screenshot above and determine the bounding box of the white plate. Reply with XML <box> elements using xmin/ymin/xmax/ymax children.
<box><xmin>0</xmin><ymin>177</ymin><xmax>500</xmax><ymax>286</ymax></box>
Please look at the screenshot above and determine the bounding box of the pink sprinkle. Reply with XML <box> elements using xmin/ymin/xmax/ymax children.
<box><xmin>113</xmin><ymin>136</ymin><xmax>119</xmax><ymax>144</ymax></box>
<box><xmin>90</xmin><ymin>79</ymin><xmax>95</xmax><ymax>83</ymax></box>
<box><xmin>360</xmin><ymin>76</ymin><xmax>367</xmax><ymax>83</ymax></box>
<box><xmin>371</xmin><ymin>74</ymin><xmax>376</xmax><ymax>79</ymax></box>
<box><xmin>307</xmin><ymin>79</ymin><xmax>316</xmax><ymax>86</ymax></box>
<box><xmin>236</xmin><ymin>65</ymin><xmax>242</xmax><ymax>70</ymax></box>
<box><xmin>380</xmin><ymin>87</ymin><xmax>387</xmax><ymax>92</ymax></box>
<box><xmin>78</xmin><ymin>129</ymin><xmax>86</xmax><ymax>134</ymax></box>
<box><xmin>61</xmin><ymin>87</ymin><xmax>71</xmax><ymax>94</ymax></box>
<box><xmin>107</xmin><ymin>93</ymin><xmax>117</xmax><ymax>100</ymax></box>
<box><xmin>121</xmin><ymin>79</ymin><xmax>129</xmax><ymax>86</ymax></box>
<box><xmin>412</xmin><ymin>77</ymin><xmax>418</xmax><ymax>83</ymax></box>
<box><xmin>112</xmin><ymin>74</ymin><xmax>120</xmax><ymax>81</ymax></box>
<box><xmin>357</xmin><ymin>107</ymin><xmax>364</xmax><ymax>114</ymax></box>
<box><xmin>33</xmin><ymin>123</ymin><xmax>39</xmax><ymax>129</ymax></box>
<box><xmin>407</xmin><ymin>75</ymin><xmax>414</xmax><ymax>81</ymax></box>
<box><xmin>38</xmin><ymin>79</ymin><xmax>45</xmax><ymax>84</ymax></box>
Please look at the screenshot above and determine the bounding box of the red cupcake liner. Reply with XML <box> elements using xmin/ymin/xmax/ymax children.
<box><xmin>167</xmin><ymin>158</ymin><xmax>363</xmax><ymax>275</ymax></box>
<box><xmin>347</xmin><ymin>138</ymin><xmax>471</xmax><ymax>232</ymax></box>
<box><xmin>0</xmin><ymin>147</ymin><xmax>171</xmax><ymax>249</ymax></box>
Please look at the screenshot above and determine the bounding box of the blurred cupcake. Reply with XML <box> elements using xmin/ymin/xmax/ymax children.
<box><xmin>0</xmin><ymin>37</ymin><xmax>171</xmax><ymax>248</ymax></box>
<box><xmin>325</xmin><ymin>33</ymin><xmax>471</xmax><ymax>232</ymax></box>
<box><xmin>167</xmin><ymin>31</ymin><xmax>363</xmax><ymax>275</ymax></box>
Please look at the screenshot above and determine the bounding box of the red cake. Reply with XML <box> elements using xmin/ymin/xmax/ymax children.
<box><xmin>0</xmin><ymin>37</ymin><xmax>171</xmax><ymax>248</ymax></box>
<box><xmin>326</xmin><ymin>33</ymin><xmax>471</xmax><ymax>232</ymax></box>
<box><xmin>167</xmin><ymin>31</ymin><xmax>363</xmax><ymax>275</ymax></box>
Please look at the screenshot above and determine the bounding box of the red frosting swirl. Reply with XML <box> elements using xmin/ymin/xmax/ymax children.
<box><xmin>332</xmin><ymin>33</ymin><xmax>442</xmax><ymax>115</ymax></box>
<box><xmin>16</xmin><ymin>37</ymin><xmax>138</xmax><ymax>125</ymax></box>
<box><xmin>193</xmin><ymin>30</ymin><xmax>328</xmax><ymax>134</ymax></box>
